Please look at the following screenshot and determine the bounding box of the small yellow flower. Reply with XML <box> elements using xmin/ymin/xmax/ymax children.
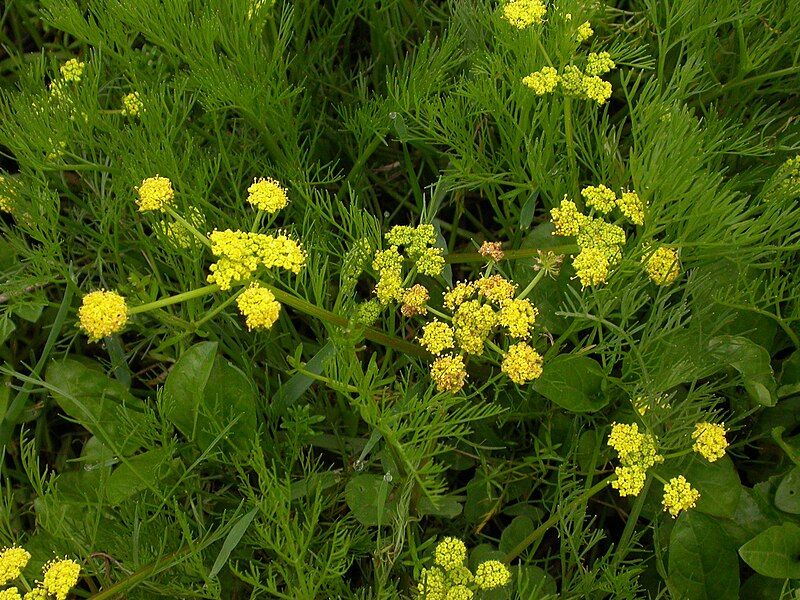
<box><xmin>136</xmin><ymin>175</ymin><xmax>174</xmax><ymax>212</ymax></box>
<box><xmin>42</xmin><ymin>558</ymin><xmax>81</xmax><ymax>600</ymax></box>
<box><xmin>247</xmin><ymin>177</ymin><xmax>289</xmax><ymax>213</ymax></box>
<box><xmin>431</xmin><ymin>354</ymin><xmax>468</xmax><ymax>393</ymax></box>
<box><xmin>434</xmin><ymin>537</ymin><xmax>467</xmax><ymax>571</ymax></box>
<box><xmin>59</xmin><ymin>58</ymin><xmax>85</xmax><ymax>82</ymax></box>
<box><xmin>474</xmin><ymin>560</ymin><xmax>511</xmax><ymax>590</ymax></box>
<box><xmin>475</xmin><ymin>275</ymin><xmax>516</xmax><ymax>304</ymax></box>
<box><xmin>582</xmin><ymin>75</ymin><xmax>613</xmax><ymax>104</ymax></box>
<box><xmin>550</xmin><ymin>199</ymin><xmax>587</xmax><ymax>237</ymax></box>
<box><xmin>581</xmin><ymin>185</ymin><xmax>617</xmax><ymax>214</ymax></box>
<box><xmin>662</xmin><ymin>476</ymin><xmax>700</xmax><ymax>518</ymax></box>
<box><xmin>419</xmin><ymin>320</ymin><xmax>455</xmax><ymax>355</ymax></box>
<box><xmin>0</xmin><ymin>546</ymin><xmax>31</xmax><ymax>586</ymax></box>
<box><xmin>501</xmin><ymin>342</ymin><xmax>543</xmax><ymax>384</ymax></box>
<box><xmin>692</xmin><ymin>422</ymin><xmax>729</xmax><ymax>462</ymax></box>
<box><xmin>401</xmin><ymin>284</ymin><xmax>429</xmax><ymax>317</ymax></box>
<box><xmin>416</xmin><ymin>247</ymin><xmax>445</xmax><ymax>276</ymax></box>
<box><xmin>478</xmin><ymin>241</ymin><xmax>505</xmax><ymax>261</ymax></box>
<box><xmin>611</xmin><ymin>465</ymin><xmax>647</xmax><ymax>497</ymax></box>
<box><xmin>0</xmin><ymin>587</ymin><xmax>22</xmax><ymax>600</ymax></box>
<box><xmin>78</xmin><ymin>290</ymin><xmax>128</xmax><ymax>341</ymax></box>
<box><xmin>447</xmin><ymin>566</ymin><xmax>473</xmax><ymax>586</ymax></box>
<box><xmin>443</xmin><ymin>281</ymin><xmax>476</xmax><ymax>311</ymax></box>
<box><xmin>607</xmin><ymin>422</ymin><xmax>663</xmax><ymax>469</ymax></box>
<box><xmin>374</xmin><ymin>271</ymin><xmax>405</xmax><ymax>304</ymax></box>
<box><xmin>22</xmin><ymin>588</ymin><xmax>47</xmax><ymax>600</ymax></box>
<box><xmin>385</xmin><ymin>225</ymin><xmax>416</xmax><ymax>247</ymax></box>
<box><xmin>617</xmin><ymin>190</ymin><xmax>645</xmax><ymax>225</ymax></box>
<box><xmin>522</xmin><ymin>66</ymin><xmax>559</xmax><ymax>95</ymax></box>
<box><xmin>585</xmin><ymin>52</ymin><xmax>615</xmax><ymax>76</ymax></box>
<box><xmin>572</xmin><ymin>247</ymin><xmax>610</xmax><ymax>287</ymax></box>
<box><xmin>453</xmin><ymin>300</ymin><xmax>496</xmax><ymax>355</ymax></box>
<box><xmin>353</xmin><ymin>299</ymin><xmax>382</xmax><ymax>326</ymax></box>
<box><xmin>498</xmin><ymin>298</ymin><xmax>537</xmax><ymax>338</ymax></box>
<box><xmin>236</xmin><ymin>284</ymin><xmax>281</xmax><ymax>330</ymax></box>
<box><xmin>643</xmin><ymin>246</ymin><xmax>680</xmax><ymax>285</ymax></box>
<box><xmin>445</xmin><ymin>585</ymin><xmax>473</xmax><ymax>600</ymax></box>
<box><xmin>576</xmin><ymin>21</ymin><xmax>593</xmax><ymax>42</ymax></box>
<box><xmin>418</xmin><ymin>566</ymin><xmax>447</xmax><ymax>600</ymax></box>
<box><xmin>558</xmin><ymin>65</ymin><xmax>586</xmax><ymax>97</ymax></box>
<box><xmin>501</xmin><ymin>0</ymin><xmax>546</xmax><ymax>28</ymax></box>
<box><xmin>121</xmin><ymin>92</ymin><xmax>143</xmax><ymax>117</ymax></box>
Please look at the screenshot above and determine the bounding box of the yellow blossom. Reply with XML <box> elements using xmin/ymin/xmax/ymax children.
<box><xmin>78</xmin><ymin>290</ymin><xmax>128</xmax><ymax>341</ymax></box>
<box><xmin>558</xmin><ymin>65</ymin><xmax>586</xmax><ymax>97</ymax></box>
<box><xmin>575</xmin><ymin>218</ymin><xmax>626</xmax><ymax>254</ymax></box>
<box><xmin>498</xmin><ymin>298</ymin><xmax>537</xmax><ymax>338</ymax></box>
<box><xmin>385</xmin><ymin>225</ymin><xmax>415</xmax><ymax>246</ymax></box>
<box><xmin>60</xmin><ymin>58</ymin><xmax>85</xmax><ymax>82</ymax></box>
<box><xmin>42</xmin><ymin>559</ymin><xmax>81</xmax><ymax>600</ymax></box>
<box><xmin>247</xmin><ymin>177</ymin><xmax>289</xmax><ymax>213</ymax></box>
<box><xmin>607</xmin><ymin>422</ymin><xmax>663</xmax><ymax>469</ymax></box>
<box><xmin>373</xmin><ymin>246</ymin><xmax>404</xmax><ymax>273</ymax></box>
<box><xmin>401</xmin><ymin>284</ymin><xmax>429</xmax><ymax>317</ymax></box>
<box><xmin>447</xmin><ymin>566</ymin><xmax>473</xmax><ymax>586</ymax></box>
<box><xmin>445</xmin><ymin>585</ymin><xmax>473</xmax><ymax>600</ymax></box>
<box><xmin>0</xmin><ymin>588</ymin><xmax>22</xmax><ymax>600</ymax></box>
<box><xmin>611</xmin><ymin>465</ymin><xmax>647</xmax><ymax>497</ymax></box>
<box><xmin>22</xmin><ymin>589</ymin><xmax>47</xmax><ymax>600</ymax></box>
<box><xmin>475</xmin><ymin>275</ymin><xmax>516</xmax><ymax>304</ymax></box>
<box><xmin>501</xmin><ymin>0</ymin><xmax>546</xmax><ymax>28</ymax></box>
<box><xmin>135</xmin><ymin>175</ymin><xmax>174</xmax><ymax>212</ymax></box>
<box><xmin>353</xmin><ymin>299</ymin><xmax>382</xmax><ymax>326</ymax></box>
<box><xmin>585</xmin><ymin>52</ymin><xmax>615</xmax><ymax>76</ymax></box>
<box><xmin>374</xmin><ymin>271</ymin><xmax>405</xmax><ymax>304</ymax></box>
<box><xmin>583</xmin><ymin>75</ymin><xmax>613</xmax><ymax>104</ymax></box>
<box><xmin>431</xmin><ymin>354</ymin><xmax>467</xmax><ymax>393</ymax></box>
<box><xmin>434</xmin><ymin>537</ymin><xmax>467</xmax><ymax>571</ymax></box>
<box><xmin>572</xmin><ymin>247</ymin><xmax>610</xmax><ymax>287</ymax></box>
<box><xmin>581</xmin><ymin>184</ymin><xmax>617</xmax><ymax>214</ymax></box>
<box><xmin>550</xmin><ymin>199</ymin><xmax>587</xmax><ymax>237</ymax></box>
<box><xmin>662</xmin><ymin>476</ymin><xmax>700</xmax><ymax>518</ymax></box>
<box><xmin>418</xmin><ymin>566</ymin><xmax>447</xmax><ymax>600</ymax></box>
<box><xmin>236</xmin><ymin>284</ymin><xmax>281</xmax><ymax>330</ymax></box>
<box><xmin>643</xmin><ymin>246</ymin><xmax>680</xmax><ymax>285</ymax></box>
<box><xmin>121</xmin><ymin>92</ymin><xmax>143</xmax><ymax>116</ymax></box>
<box><xmin>617</xmin><ymin>191</ymin><xmax>645</xmax><ymax>225</ymax></box>
<box><xmin>474</xmin><ymin>560</ymin><xmax>511</xmax><ymax>590</ymax></box>
<box><xmin>576</xmin><ymin>21</ymin><xmax>593</xmax><ymax>42</ymax></box>
<box><xmin>416</xmin><ymin>247</ymin><xmax>445</xmax><ymax>276</ymax></box>
<box><xmin>501</xmin><ymin>342</ymin><xmax>543</xmax><ymax>384</ymax></box>
<box><xmin>692</xmin><ymin>422</ymin><xmax>729</xmax><ymax>462</ymax></box>
<box><xmin>478</xmin><ymin>241</ymin><xmax>505</xmax><ymax>261</ymax></box>
<box><xmin>419</xmin><ymin>320</ymin><xmax>455</xmax><ymax>355</ymax></box>
<box><xmin>453</xmin><ymin>300</ymin><xmax>496</xmax><ymax>354</ymax></box>
<box><xmin>522</xmin><ymin>67</ymin><xmax>559</xmax><ymax>95</ymax></box>
<box><xmin>0</xmin><ymin>546</ymin><xmax>31</xmax><ymax>586</ymax></box>
<box><xmin>443</xmin><ymin>281</ymin><xmax>476</xmax><ymax>310</ymax></box>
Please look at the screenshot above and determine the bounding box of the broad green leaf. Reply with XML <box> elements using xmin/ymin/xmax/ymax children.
<box><xmin>774</xmin><ymin>467</ymin><xmax>800</xmax><ymax>514</ymax></box>
<box><xmin>668</xmin><ymin>511</ymin><xmax>739</xmax><ymax>600</ymax></box>
<box><xmin>708</xmin><ymin>335</ymin><xmax>777</xmax><ymax>406</ymax></box>
<box><xmin>740</xmin><ymin>574</ymin><xmax>788</xmax><ymax>599</ymax></box>
<box><xmin>417</xmin><ymin>495</ymin><xmax>462</xmax><ymax>519</ymax></box>
<box><xmin>500</xmin><ymin>516</ymin><xmax>535</xmax><ymax>555</ymax></box>
<box><xmin>209</xmin><ymin>507</ymin><xmax>258</xmax><ymax>579</ymax></box>
<box><xmin>739</xmin><ymin>523</ymin><xmax>800</xmax><ymax>578</ymax></box>
<box><xmin>271</xmin><ymin>341</ymin><xmax>336</xmax><ymax>417</ymax></box>
<box><xmin>532</xmin><ymin>354</ymin><xmax>607</xmax><ymax>413</ymax></box>
<box><xmin>45</xmin><ymin>359</ymin><xmax>147</xmax><ymax>455</ymax></box>
<box><xmin>106</xmin><ymin>447</ymin><xmax>173</xmax><ymax>505</ymax></box>
<box><xmin>162</xmin><ymin>341</ymin><xmax>217</xmax><ymax>440</ymax></box>
<box><xmin>345</xmin><ymin>474</ymin><xmax>398</xmax><ymax>526</ymax></box>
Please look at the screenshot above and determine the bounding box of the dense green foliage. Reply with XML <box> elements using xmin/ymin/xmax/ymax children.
<box><xmin>1</xmin><ymin>0</ymin><xmax>800</xmax><ymax>598</ymax></box>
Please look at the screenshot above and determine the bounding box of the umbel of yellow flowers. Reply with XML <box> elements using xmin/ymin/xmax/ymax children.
<box><xmin>0</xmin><ymin>545</ymin><xmax>80</xmax><ymax>600</ymax></box>
<box><xmin>77</xmin><ymin>290</ymin><xmax>128</xmax><ymax>341</ymax></box>
<box><xmin>418</xmin><ymin>537</ymin><xmax>511</xmax><ymax>599</ymax></box>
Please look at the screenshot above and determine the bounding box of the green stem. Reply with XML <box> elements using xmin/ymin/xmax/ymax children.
<box><xmin>503</xmin><ymin>475</ymin><xmax>613</xmax><ymax>563</ymax></box>
<box><xmin>166</xmin><ymin>207</ymin><xmax>211</xmax><ymax>248</ymax></box>
<box><xmin>426</xmin><ymin>306</ymin><xmax>451</xmax><ymax>321</ymax></box>
<box><xmin>516</xmin><ymin>269</ymin><xmax>546</xmax><ymax>300</ymax></box>
<box><xmin>563</xmin><ymin>97</ymin><xmax>579</xmax><ymax>198</ymax></box>
<box><xmin>611</xmin><ymin>477</ymin><xmax>651</xmax><ymax>569</ymax></box>
<box><xmin>128</xmin><ymin>284</ymin><xmax>220</xmax><ymax>315</ymax></box>
<box><xmin>446</xmin><ymin>244</ymin><xmax>578</xmax><ymax>264</ymax></box>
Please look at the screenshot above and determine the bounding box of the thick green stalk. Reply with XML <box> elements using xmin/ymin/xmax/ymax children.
<box><xmin>128</xmin><ymin>284</ymin><xmax>220</xmax><ymax>315</ymax></box>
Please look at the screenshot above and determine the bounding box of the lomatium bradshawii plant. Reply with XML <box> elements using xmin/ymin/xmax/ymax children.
<box><xmin>1</xmin><ymin>0</ymin><xmax>800</xmax><ymax>598</ymax></box>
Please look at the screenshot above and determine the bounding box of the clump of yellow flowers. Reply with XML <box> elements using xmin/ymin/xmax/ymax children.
<box><xmin>642</xmin><ymin>246</ymin><xmax>681</xmax><ymax>286</ymax></box>
<box><xmin>121</xmin><ymin>92</ymin><xmax>143</xmax><ymax>117</ymax></box>
<box><xmin>607</xmin><ymin>419</ymin><xmax>730</xmax><ymax>518</ymax></box>
<box><xmin>77</xmin><ymin>290</ymin><xmax>129</xmax><ymax>341</ymax></box>
<box><xmin>0</xmin><ymin>546</ymin><xmax>80</xmax><ymax>600</ymax></box>
<box><xmin>500</xmin><ymin>0</ymin><xmax>546</xmax><ymax>28</ymax></box>
<box><xmin>246</xmin><ymin>177</ymin><xmax>289</xmax><ymax>213</ymax></box>
<box><xmin>135</xmin><ymin>175</ymin><xmax>174</xmax><ymax>212</ymax></box>
<box><xmin>417</xmin><ymin>537</ymin><xmax>511</xmax><ymax>599</ymax></box>
<box><xmin>524</xmin><ymin>52</ymin><xmax>616</xmax><ymax>105</ymax></box>
<box><xmin>550</xmin><ymin>185</ymin><xmax>644</xmax><ymax>287</ymax></box>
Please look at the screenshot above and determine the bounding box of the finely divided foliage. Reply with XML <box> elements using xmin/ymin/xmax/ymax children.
<box><xmin>0</xmin><ymin>0</ymin><xmax>799</xmax><ymax>598</ymax></box>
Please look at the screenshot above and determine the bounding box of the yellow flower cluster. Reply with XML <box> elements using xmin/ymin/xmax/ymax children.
<box><xmin>246</xmin><ymin>177</ymin><xmax>289</xmax><ymax>213</ymax></box>
<box><xmin>236</xmin><ymin>283</ymin><xmax>281</xmax><ymax>330</ymax></box>
<box><xmin>585</xmin><ymin>52</ymin><xmax>616</xmax><ymax>76</ymax></box>
<box><xmin>475</xmin><ymin>274</ymin><xmax>516</xmax><ymax>303</ymax></box>
<box><xmin>522</xmin><ymin>67</ymin><xmax>559</xmax><ymax>95</ymax></box>
<box><xmin>453</xmin><ymin>300</ymin><xmax>498</xmax><ymax>355</ymax></box>
<box><xmin>692</xmin><ymin>422</ymin><xmax>729</xmax><ymax>462</ymax></box>
<box><xmin>0</xmin><ymin>546</ymin><xmax>30</xmax><ymax>586</ymax></box>
<box><xmin>372</xmin><ymin>224</ymin><xmax>444</xmax><ymax>307</ymax></box>
<box><xmin>777</xmin><ymin>155</ymin><xmax>800</xmax><ymax>193</ymax></box>
<box><xmin>608</xmin><ymin>422</ymin><xmax>664</xmax><ymax>497</ymax></box>
<box><xmin>501</xmin><ymin>0</ymin><xmax>546</xmax><ymax>28</ymax></box>
<box><xmin>430</xmin><ymin>355</ymin><xmax>468</xmax><ymax>393</ymax></box>
<box><xmin>551</xmin><ymin>186</ymin><xmax>646</xmax><ymax>287</ymax></box>
<box><xmin>498</xmin><ymin>298</ymin><xmax>538</xmax><ymax>338</ymax></box>
<box><xmin>576</xmin><ymin>21</ymin><xmax>593</xmax><ymax>42</ymax></box>
<box><xmin>478</xmin><ymin>241</ymin><xmax>504</xmax><ymax>261</ymax></box>
<box><xmin>662</xmin><ymin>476</ymin><xmax>700</xmax><ymax>518</ymax></box>
<box><xmin>523</xmin><ymin>50</ymin><xmax>616</xmax><ymax>104</ymax></box>
<box><xmin>417</xmin><ymin>538</ymin><xmax>510</xmax><ymax>599</ymax></box>
<box><xmin>78</xmin><ymin>290</ymin><xmax>128</xmax><ymax>341</ymax></box>
<box><xmin>136</xmin><ymin>175</ymin><xmax>174</xmax><ymax>212</ymax></box>
<box><xmin>642</xmin><ymin>246</ymin><xmax>680</xmax><ymax>286</ymax></box>
<box><xmin>42</xmin><ymin>559</ymin><xmax>81</xmax><ymax>600</ymax></box>
<box><xmin>401</xmin><ymin>284</ymin><xmax>429</xmax><ymax>317</ymax></box>
<box><xmin>59</xmin><ymin>59</ymin><xmax>85</xmax><ymax>82</ymax></box>
<box><xmin>207</xmin><ymin>229</ymin><xmax>306</xmax><ymax>290</ymax></box>
<box><xmin>121</xmin><ymin>92</ymin><xmax>143</xmax><ymax>117</ymax></box>
<box><xmin>419</xmin><ymin>320</ymin><xmax>455</xmax><ymax>355</ymax></box>
<box><xmin>501</xmin><ymin>342</ymin><xmax>543</xmax><ymax>384</ymax></box>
